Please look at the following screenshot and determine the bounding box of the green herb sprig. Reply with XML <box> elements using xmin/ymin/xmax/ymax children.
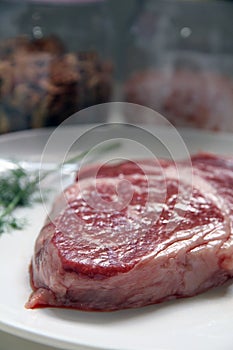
<box><xmin>0</xmin><ymin>142</ymin><xmax>120</xmax><ymax>234</ymax></box>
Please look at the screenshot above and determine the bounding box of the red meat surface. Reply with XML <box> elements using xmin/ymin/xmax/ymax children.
<box><xmin>26</xmin><ymin>153</ymin><xmax>233</xmax><ymax>311</ymax></box>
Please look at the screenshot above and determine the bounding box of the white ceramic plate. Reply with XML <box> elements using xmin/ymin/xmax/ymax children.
<box><xmin>0</xmin><ymin>125</ymin><xmax>233</xmax><ymax>350</ymax></box>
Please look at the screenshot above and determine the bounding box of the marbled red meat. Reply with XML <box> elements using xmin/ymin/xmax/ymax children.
<box><xmin>26</xmin><ymin>154</ymin><xmax>233</xmax><ymax>311</ymax></box>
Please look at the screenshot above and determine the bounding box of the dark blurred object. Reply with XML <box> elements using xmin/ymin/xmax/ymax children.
<box><xmin>0</xmin><ymin>36</ymin><xmax>113</xmax><ymax>132</ymax></box>
<box><xmin>123</xmin><ymin>0</ymin><xmax>233</xmax><ymax>131</ymax></box>
<box><xmin>0</xmin><ymin>0</ymin><xmax>113</xmax><ymax>133</ymax></box>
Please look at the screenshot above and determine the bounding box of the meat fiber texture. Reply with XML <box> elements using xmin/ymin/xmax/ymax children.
<box><xmin>26</xmin><ymin>153</ymin><xmax>233</xmax><ymax>311</ymax></box>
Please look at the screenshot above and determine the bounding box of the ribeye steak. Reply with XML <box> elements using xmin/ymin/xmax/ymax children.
<box><xmin>26</xmin><ymin>153</ymin><xmax>233</xmax><ymax>311</ymax></box>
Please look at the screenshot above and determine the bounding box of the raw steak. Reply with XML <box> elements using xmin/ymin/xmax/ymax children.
<box><xmin>26</xmin><ymin>153</ymin><xmax>233</xmax><ymax>311</ymax></box>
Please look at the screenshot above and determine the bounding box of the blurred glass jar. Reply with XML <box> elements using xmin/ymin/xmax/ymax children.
<box><xmin>123</xmin><ymin>0</ymin><xmax>233</xmax><ymax>132</ymax></box>
<box><xmin>0</xmin><ymin>0</ymin><xmax>114</xmax><ymax>133</ymax></box>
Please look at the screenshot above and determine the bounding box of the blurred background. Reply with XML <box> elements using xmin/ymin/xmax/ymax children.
<box><xmin>0</xmin><ymin>0</ymin><xmax>233</xmax><ymax>133</ymax></box>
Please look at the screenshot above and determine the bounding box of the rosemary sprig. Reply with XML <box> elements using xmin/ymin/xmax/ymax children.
<box><xmin>0</xmin><ymin>141</ymin><xmax>120</xmax><ymax>234</ymax></box>
<box><xmin>0</xmin><ymin>167</ymin><xmax>38</xmax><ymax>233</ymax></box>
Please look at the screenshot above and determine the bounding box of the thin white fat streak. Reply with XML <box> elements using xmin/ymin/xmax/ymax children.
<box><xmin>138</xmin><ymin>221</ymin><xmax>226</xmax><ymax>262</ymax></box>
<box><xmin>165</xmin><ymin>165</ymin><xmax>230</xmax><ymax>215</ymax></box>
